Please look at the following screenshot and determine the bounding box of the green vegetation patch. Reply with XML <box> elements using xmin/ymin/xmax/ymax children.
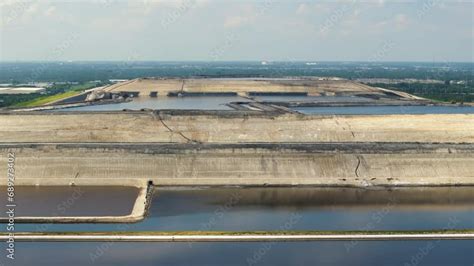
<box><xmin>13</xmin><ymin>90</ymin><xmax>81</xmax><ymax>107</ymax></box>
<box><xmin>2</xmin><ymin>81</ymin><xmax>104</xmax><ymax>108</ymax></box>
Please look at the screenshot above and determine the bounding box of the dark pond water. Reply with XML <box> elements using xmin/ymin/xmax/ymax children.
<box><xmin>254</xmin><ymin>95</ymin><xmax>373</xmax><ymax>103</ymax></box>
<box><xmin>13</xmin><ymin>187</ymin><xmax>474</xmax><ymax>232</ymax></box>
<box><xmin>0</xmin><ymin>186</ymin><xmax>139</xmax><ymax>218</ymax></box>
<box><xmin>294</xmin><ymin>105</ymin><xmax>474</xmax><ymax>115</ymax></box>
<box><xmin>60</xmin><ymin>96</ymin><xmax>242</xmax><ymax>111</ymax></box>
<box><xmin>3</xmin><ymin>240</ymin><xmax>473</xmax><ymax>266</ymax></box>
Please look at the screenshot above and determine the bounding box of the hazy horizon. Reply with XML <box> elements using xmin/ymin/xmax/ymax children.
<box><xmin>1</xmin><ymin>0</ymin><xmax>473</xmax><ymax>62</ymax></box>
<box><xmin>1</xmin><ymin>60</ymin><xmax>473</xmax><ymax>63</ymax></box>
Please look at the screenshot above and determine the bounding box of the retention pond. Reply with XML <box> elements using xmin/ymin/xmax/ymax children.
<box><xmin>10</xmin><ymin>187</ymin><xmax>474</xmax><ymax>232</ymax></box>
<box><xmin>0</xmin><ymin>186</ymin><xmax>140</xmax><ymax>218</ymax></box>
<box><xmin>59</xmin><ymin>96</ymin><xmax>241</xmax><ymax>111</ymax></box>
<box><xmin>293</xmin><ymin>105</ymin><xmax>474</xmax><ymax>115</ymax></box>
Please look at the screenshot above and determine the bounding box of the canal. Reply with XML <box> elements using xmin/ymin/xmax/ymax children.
<box><xmin>293</xmin><ymin>105</ymin><xmax>474</xmax><ymax>115</ymax></box>
<box><xmin>3</xmin><ymin>240</ymin><xmax>473</xmax><ymax>266</ymax></box>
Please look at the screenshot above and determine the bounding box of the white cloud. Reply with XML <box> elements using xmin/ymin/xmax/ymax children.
<box><xmin>370</xmin><ymin>13</ymin><xmax>411</xmax><ymax>33</ymax></box>
<box><xmin>131</xmin><ymin>0</ymin><xmax>210</xmax><ymax>9</ymax></box>
<box><xmin>296</xmin><ymin>3</ymin><xmax>309</xmax><ymax>15</ymax></box>
<box><xmin>296</xmin><ymin>3</ymin><xmax>332</xmax><ymax>16</ymax></box>
<box><xmin>1</xmin><ymin>0</ymin><xmax>471</xmax><ymax>61</ymax></box>
<box><xmin>394</xmin><ymin>13</ymin><xmax>410</xmax><ymax>30</ymax></box>
<box><xmin>24</xmin><ymin>2</ymin><xmax>40</xmax><ymax>16</ymax></box>
<box><xmin>44</xmin><ymin>5</ymin><xmax>56</xmax><ymax>17</ymax></box>
<box><xmin>124</xmin><ymin>0</ymin><xmax>210</xmax><ymax>16</ymax></box>
<box><xmin>224</xmin><ymin>16</ymin><xmax>250</xmax><ymax>28</ymax></box>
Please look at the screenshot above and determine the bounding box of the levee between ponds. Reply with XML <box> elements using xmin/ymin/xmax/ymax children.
<box><xmin>2</xmin><ymin>233</ymin><xmax>474</xmax><ymax>242</ymax></box>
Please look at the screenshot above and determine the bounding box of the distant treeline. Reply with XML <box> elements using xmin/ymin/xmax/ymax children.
<box><xmin>0</xmin><ymin>93</ymin><xmax>42</xmax><ymax>108</ymax></box>
<box><xmin>1</xmin><ymin>62</ymin><xmax>472</xmax><ymax>104</ymax></box>
<box><xmin>0</xmin><ymin>62</ymin><xmax>472</xmax><ymax>83</ymax></box>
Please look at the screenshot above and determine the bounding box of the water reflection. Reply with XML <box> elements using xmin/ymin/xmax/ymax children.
<box><xmin>61</xmin><ymin>96</ymin><xmax>241</xmax><ymax>111</ymax></box>
<box><xmin>0</xmin><ymin>186</ymin><xmax>139</xmax><ymax>217</ymax></box>
<box><xmin>254</xmin><ymin>95</ymin><xmax>373</xmax><ymax>102</ymax></box>
<box><xmin>14</xmin><ymin>187</ymin><xmax>474</xmax><ymax>232</ymax></box>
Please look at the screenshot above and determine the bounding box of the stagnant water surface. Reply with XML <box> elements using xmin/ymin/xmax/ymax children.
<box><xmin>253</xmin><ymin>95</ymin><xmax>373</xmax><ymax>102</ymax></box>
<box><xmin>0</xmin><ymin>186</ymin><xmax>139</xmax><ymax>217</ymax></box>
<box><xmin>293</xmin><ymin>105</ymin><xmax>474</xmax><ymax>115</ymax></box>
<box><xmin>60</xmin><ymin>96</ymin><xmax>241</xmax><ymax>111</ymax></box>
<box><xmin>3</xmin><ymin>241</ymin><xmax>473</xmax><ymax>266</ymax></box>
<box><xmin>3</xmin><ymin>187</ymin><xmax>473</xmax><ymax>265</ymax></box>
<box><xmin>52</xmin><ymin>95</ymin><xmax>474</xmax><ymax>114</ymax></box>
<box><xmin>12</xmin><ymin>187</ymin><xmax>474</xmax><ymax>232</ymax></box>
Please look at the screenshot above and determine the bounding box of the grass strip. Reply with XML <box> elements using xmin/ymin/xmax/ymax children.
<box><xmin>13</xmin><ymin>82</ymin><xmax>98</xmax><ymax>107</ymax></box>
<box><xmin>4</xmin><ymin>229</ymin><xmax>474</xmax><ymax>236</ymax></box>
<box><xmin>14</xmin><ymin>90</ymin><xmax>82</xmax><ymax>107</ymax></box>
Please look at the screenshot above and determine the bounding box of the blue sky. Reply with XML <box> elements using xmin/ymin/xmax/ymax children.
<box><xmin>0</xmin><ymin>0</ymin><xmax>472</xmax><ymax>62</ymax></box>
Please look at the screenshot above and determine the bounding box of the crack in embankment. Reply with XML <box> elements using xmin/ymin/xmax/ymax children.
<box><xmin>335</xmin><ymin>117</ymin><xmax>356</xmax><ymax>139</ymax></box>
<box><xmin>355</xmin><ymin>155</ymin><xmax>362</xmax><ymax>178</ymax></box>
<box><xmin>152</xmin><ymin>112</ymin><xmax>200</xmax><ymax>144</ymax></box>
<box><xmin>345</xmin><ymin>120</ymin><xmax>356</xmax><ymax>138</ymax></box>
<box><xmin>70</xmin><ymin>172</ymin><xmax>79</xmax><ymax>185</ymax></box>
<box><xmin>180</xmin><ymin>79</ymin><xmax>185</xmax><ymax>93</ymax></box>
